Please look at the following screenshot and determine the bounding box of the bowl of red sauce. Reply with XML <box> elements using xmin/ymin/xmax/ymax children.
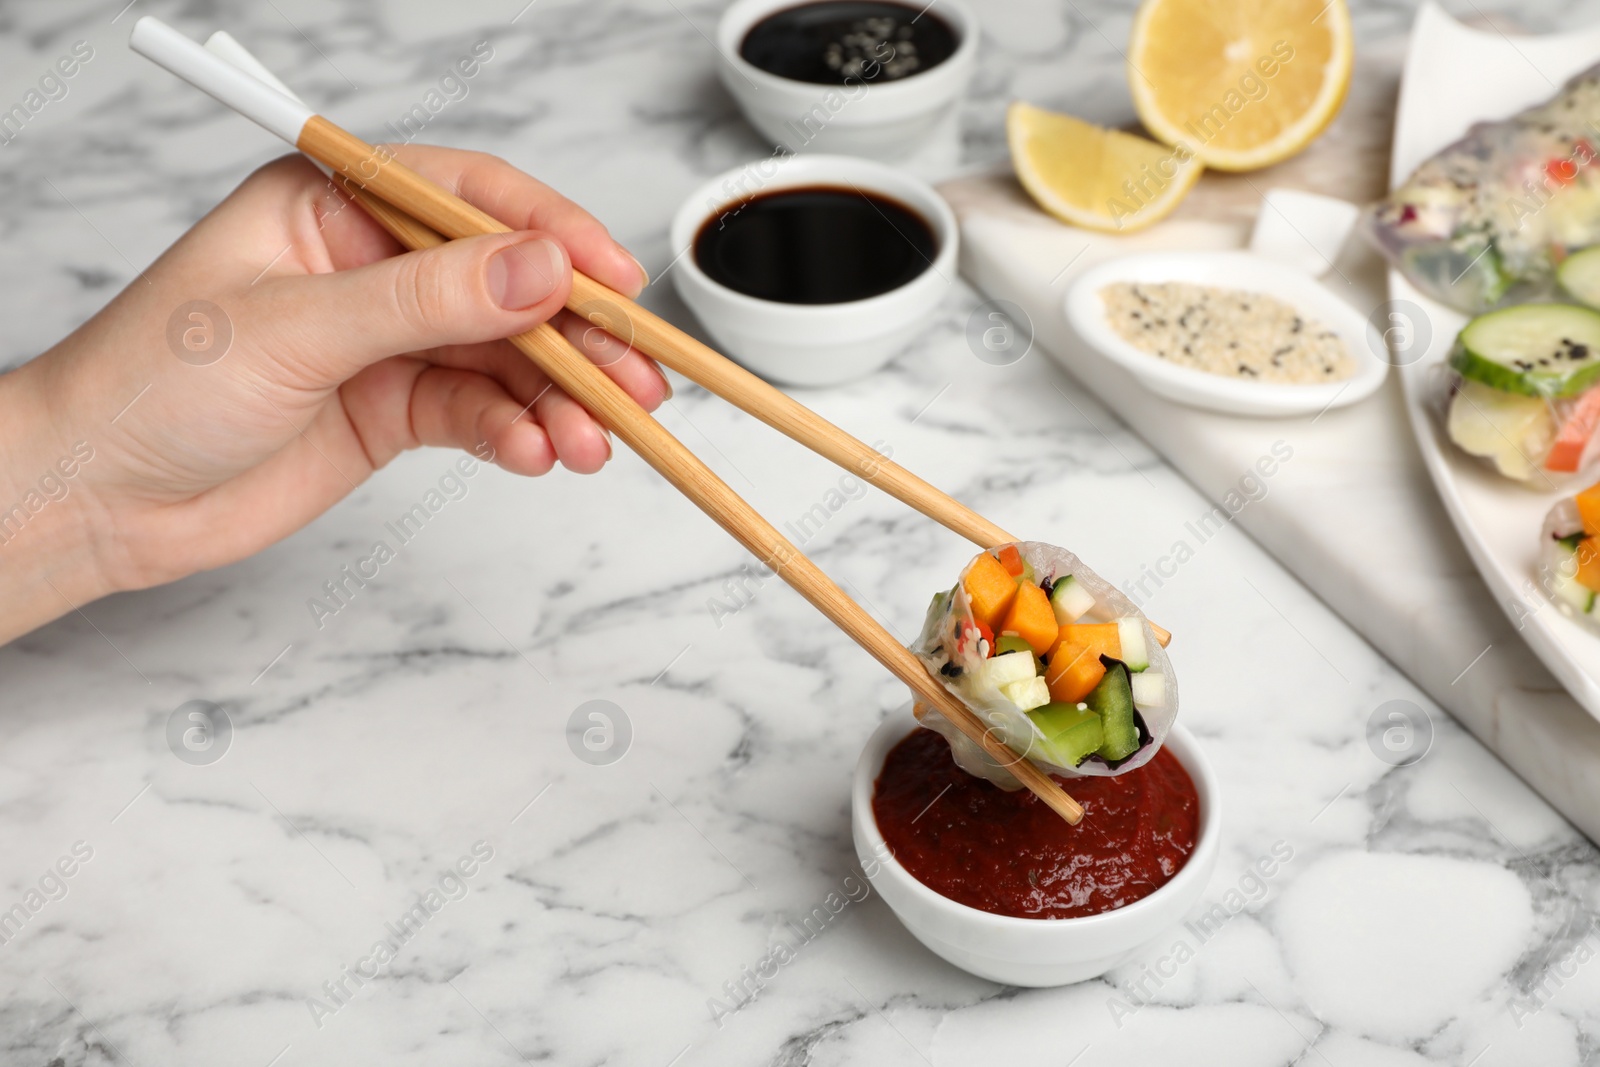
<box><xmin>852</xmin><ymin>714</ymin><xmax>1220</xmax><ymax>987</ymax></box>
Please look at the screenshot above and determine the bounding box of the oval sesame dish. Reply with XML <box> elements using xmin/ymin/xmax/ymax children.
<box><xmin>1065</xmin><ymin>250</ymin><xmax>1389</xmax><ymax>417</ymax></box>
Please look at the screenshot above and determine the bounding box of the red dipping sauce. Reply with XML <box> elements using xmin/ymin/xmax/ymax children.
<box><xmin>872</xmin><ymin>729</ymin><xmax>1200</xmax><ymax>919</ymax></box>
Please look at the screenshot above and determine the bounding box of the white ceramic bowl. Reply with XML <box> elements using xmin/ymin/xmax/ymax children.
<box><xmin>1065</xmin><ymin>251</ymin><xmax>1390</xmax><ymax>418</ymax></box>
<box><xmin>669</xmin><ymin>154</ymin><xmax>957</xmax><ymax>387</ymax></box>
<box><xmin>714</xmin><ymin>0</ymin><xmax>978</xmax><ymax>160</ymax></box>
<box><xmin>851</xmin><ymin>716</ymin><xmax>1221</xmax><ymax>987</ymax></box>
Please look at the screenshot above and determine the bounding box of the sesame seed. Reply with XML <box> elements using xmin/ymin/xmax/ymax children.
<box><xmin>1100</xmin><ymin>281</ymin><xmax>1355</xmax><ymax>384</ymax></box>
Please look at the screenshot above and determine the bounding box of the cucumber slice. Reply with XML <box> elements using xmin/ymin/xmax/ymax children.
<box><xmin>994</xmin><ymin>634</ymin><xmax>1034</xmax><ymax>657</ymax></box>
<box><xmin>1000</xmin><ymin>675</ymin><xmax>1050</xmax><ymax>712</ymax></box>
<box><xmin>1129</xmin><ymin>670</ymin><xmax>1167</xmax><ymax>709</ymax></box>
<box><xmin>1087</xmin><ymin>659</ymin><xmax>1139</xmax><ymax>762</ymax></box>
<box><xmin>1116</xmin><ymin>618</ymin><xmax>1150</xmax><ymax>672</ymax></box>
<box><xmin>1559</xmin><ymin>247</ymin><xmax>1600</xmax><ymax>309</ymax></box>
<box><xmin>1452</xmin><ymin>304</ymin><xmax>1600</xmax><ymax>398</ymax></box>
<box><xmin>977</xmin><ymin>651</ymin><xmax>1037</xmax><ymax>690</ymax></box>
<box><xmin>1049</xmin><ymin>574</ymin><xmax>1095</xmax><ymax>625</ymax></box>
<box><xmin>1027</xmin><ymin>701</ymin><xmax>1103</xmax><ymax>767</ymax></box>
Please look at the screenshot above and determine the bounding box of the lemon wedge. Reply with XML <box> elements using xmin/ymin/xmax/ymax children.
<box><xmin>1007</xmin><ymin>101</ymin><xmax>1204</xmax><ymax>233</ymax></box>
<box><xmin>1128</xmin><ymin>0</ymin><xmax>1354</xmax><ymax>172</ymax></box>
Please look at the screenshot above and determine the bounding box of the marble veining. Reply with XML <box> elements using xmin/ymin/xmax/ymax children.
<box><xmin>4</xmin><ymin>1</ymin><xmax>1600</xmax><ymax>1065</ymax></box>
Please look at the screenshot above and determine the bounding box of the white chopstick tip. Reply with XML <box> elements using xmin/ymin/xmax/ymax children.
<box><xmin>203</xmin><ymin>30</ymin><xmax>306</xmax><ymax>104</ymax></box>
<box><xmin>130</xmin><ymin>15</ymin><xmax>314</xmax><ymax>146</ymax></box>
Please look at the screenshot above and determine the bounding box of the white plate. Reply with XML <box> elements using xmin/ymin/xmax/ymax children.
<box><xmin>1389</xmin><ymin>2</ymin><xmax>1600</xmax><ymax>720</ymax></box>
<box><xmin>1065</xmin><ymin>250</ymin><xmax>1389</xmax><ymax>417</ymax></box>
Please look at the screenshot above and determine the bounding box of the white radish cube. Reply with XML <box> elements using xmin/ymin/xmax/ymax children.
<box><xmin>1117</xmin><ymin>617</ymin><xmax>1151</xmax><ymax>672</ymax></box>
<box><xmin>979</xmin><ymin>652</ymin><xmax>1037</xmax><ymax>690</ymax></box>
<box><xmin>1130</xmin><ymin>671</ymin><xmax>1166</xmax><ymax>709</ymax></box>
<box><xmin>1000</xmin><ymin>676</ymin><xmax>1051</xmax><ymax>712</ymax></box>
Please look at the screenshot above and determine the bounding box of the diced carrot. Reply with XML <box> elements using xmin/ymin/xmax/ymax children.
<box><xmin>962</xmin><ymin>552</ymin><xmax>1018</xmax><ymax>631</ymax></box>
<box><xmin>1063</xmin><ymin>622</ymin><xmax>1120</xmax><ymax>662</ymax></box>
<box><xmin>996</xmin><ymin>544</ymin><xmax>1025</xmax><ymax>577</ymax></box>
<box><xmin>998</xmin><ymin>581</ymin><xmax>1060</xmax><ymax>656</ymax></box>
<box><xmin>1545</xmin><ymin>389</ymin><xmax>1600</xmax><ymax>473</ymax></box>
<box><xmin>1578</xmin><ymin>537</ymin><xmax>1600</xmax><ymax>592</ymax></box>
<box><xmin>1044</xmin><ymin>637</ymin><xmax>1106</xmax><ymax>704</ymax></box>
<box><xmin>1577</xmin><ymin>482</ymin><xmax>1600</xmax><ymax>535</ymax></box>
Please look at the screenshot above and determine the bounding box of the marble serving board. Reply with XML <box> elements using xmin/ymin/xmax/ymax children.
<box><xmin>943</xmin><ymin>28</ymin><xmax>1600</xmax><ymax>844</ymax></box>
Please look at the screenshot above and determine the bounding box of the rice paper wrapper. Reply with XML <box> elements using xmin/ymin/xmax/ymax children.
<box><xmin>910</xmin><ymin>541</ymin><xmax>1178</xmax><ymax>788</ymax></box>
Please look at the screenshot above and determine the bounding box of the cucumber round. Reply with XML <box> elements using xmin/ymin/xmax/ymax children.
<box><xmin>1559</xmin><ymin>247</ymin><xmax>1600</xmax><ymax>309</ymax></box>
<box><xmin>1452</xmin><ymin>303</ymin><xmax>1600</xmax><ymax>398</ymax></box>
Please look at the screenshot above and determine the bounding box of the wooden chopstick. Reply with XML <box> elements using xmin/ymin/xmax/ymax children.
<box><xmin>567</xmin><ymin>274</ymin><xmax>1010</xmax><ymax>545</ymax></box>
<box><xmin>572</xmin><ymin>271</ymin><xmax>1168</xmax><ymax>651</ymax></box>
<box><xmin>326</xmin><ymin>171</ymin><xmax>1087</xmax><ymax>825</ymax></box>
<box><xmin>300</xmin><ymin>120</ymin><xmax>1168</xmax><ymax>648</ymax></box>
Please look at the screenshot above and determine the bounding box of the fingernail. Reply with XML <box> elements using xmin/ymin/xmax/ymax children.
<box><xmin>488</xmin><ymin>237</ymin><xmax>565</xmax><ymax>310</ymax></box>
<box><xmin>625</xmin><ymin>251</ymin><xmax>650</xmax><ymax>294</ymax></box>
<box><xmin>654</xmin><ymin>362</ymin><xmax>674</xmax><ymax>400</ymax></box>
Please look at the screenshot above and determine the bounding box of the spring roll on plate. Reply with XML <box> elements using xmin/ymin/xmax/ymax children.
<box><xmin>1363</xmin><ymin>60</ymin><xmax>1600</xmax><ymax>314</ymax></box>
<box><xmin>1542</xmin><ymin>480</ymin><xmax>1600</xmax><ymax>628</ymax></box>
<box><xmin>910</xmin><ymin>542</ymin><xmax>1177</xmax><ymax>789</ymax></box>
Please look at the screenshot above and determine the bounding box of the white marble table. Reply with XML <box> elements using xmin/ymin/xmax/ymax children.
<box><xmin>3</xmin><ymin>2</ymin><xmax>1600</xmax><ymax>1065</ymax></box>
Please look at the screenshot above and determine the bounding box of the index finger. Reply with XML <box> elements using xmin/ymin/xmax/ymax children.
<box><xmin>382</xmin><ymin>144</ymin><xmax>649</xmax><ymax>299</ymax></box>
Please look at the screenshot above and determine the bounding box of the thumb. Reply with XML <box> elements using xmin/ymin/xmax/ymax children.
<box><xmin>255</xmin><ymin>230</ymin><xmax>570</xmax><ymax>382</ymax></box>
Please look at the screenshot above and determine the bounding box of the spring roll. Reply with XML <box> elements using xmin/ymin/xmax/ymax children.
<box><xmin>1363</xmin><ymin>61</ymin><xmax>1600</xmax><ymax>314</ymax></box>
<box><xmin>1542</xmin><ymin>485</ymin><xmax>1600</xmax><ymax>627</ymax></box>
<box><xmin>911</xmin><ymin>542</ymin><xmax>1178</xmax><ymax>788</ymax></box>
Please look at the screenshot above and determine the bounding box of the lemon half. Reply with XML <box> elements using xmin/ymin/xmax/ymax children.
<box><xmin>1128</xmin><ymin>0</ymin><xmax>1354</xmax><ymax>172</ymax></box>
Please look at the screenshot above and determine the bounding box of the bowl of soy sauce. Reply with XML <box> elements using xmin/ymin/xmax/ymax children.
<box><xmin>715</xmin><ymin>0</ymin><xmax>978</xmax><ymax>160</ymax></box>
<box><xmin>670</xmin><ymin>154</ymin><xmax>957</xmax><ymax>387</ymax></box>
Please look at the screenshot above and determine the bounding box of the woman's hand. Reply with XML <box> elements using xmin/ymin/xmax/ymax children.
<box><xmin>0</xmin><ymin>145</ymin><xmax>665</xmax><ymax>642</ymax></box>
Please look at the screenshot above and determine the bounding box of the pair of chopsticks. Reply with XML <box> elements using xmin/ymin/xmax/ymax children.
<box><xmin>132</xmin><ymin>19</ymin><xmax>1170</xmax><ymax>825</ymax></box>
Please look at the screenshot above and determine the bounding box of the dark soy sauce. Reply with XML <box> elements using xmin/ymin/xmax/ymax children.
<box><xmin>740</xmin><ymin>1</ymin><xmax>959</xmax><ymax>85</ymax></box>
<box><xmin>694</xmin><ymin>185</ymin><xmax>937</xmax><ymax>305</ymax></box>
